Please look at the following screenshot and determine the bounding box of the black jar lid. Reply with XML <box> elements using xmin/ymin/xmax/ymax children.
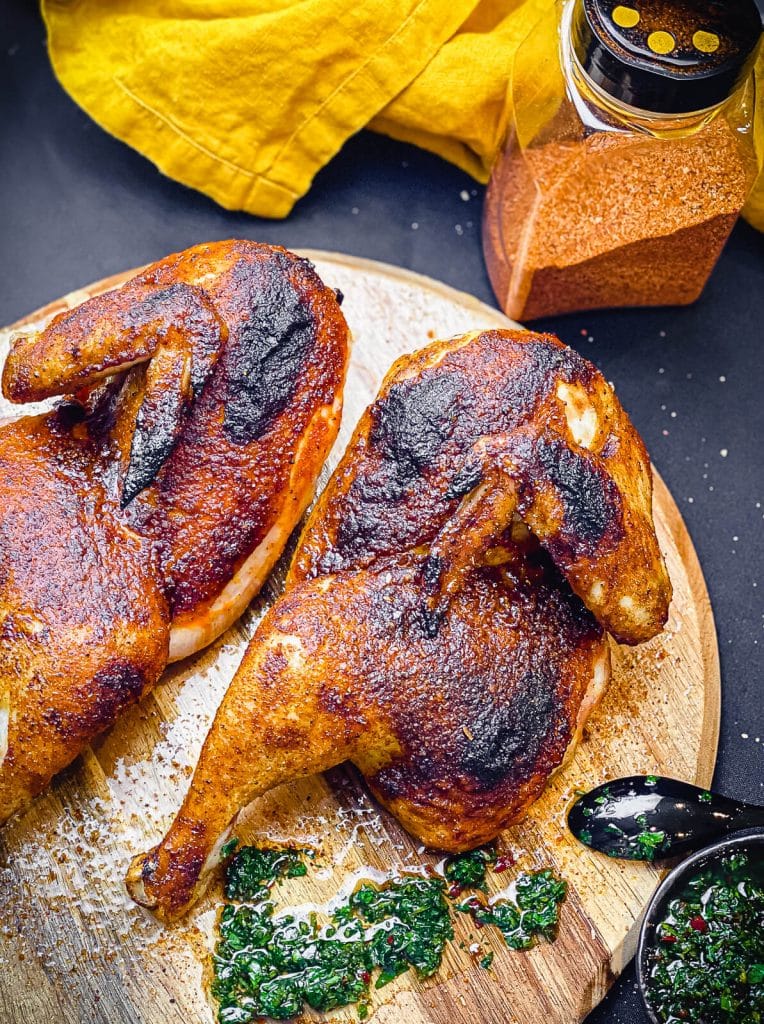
<box><xmin>571</xmin><ymin>0</ymin><xmax>763</xmax><ymax>114</ymax></box>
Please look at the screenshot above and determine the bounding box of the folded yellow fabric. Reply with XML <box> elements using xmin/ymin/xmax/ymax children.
<box><xmin>42</xmin><ymin>0</ymin><xmax>764</xmax><ymax>229</ymax></box>
<box><xmin>370</xmin><ymin>0</ymin><xmax>550</xmax><ymax>182</ymax></box>
<box><xmin>42</xmin><ymin>0</ymin><xmax>480</xmax><ymax>218</ymax></box>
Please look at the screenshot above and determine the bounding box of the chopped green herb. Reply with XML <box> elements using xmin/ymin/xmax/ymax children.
<box><xmin>646</xmin><ymin>851</ymin><xmax>764</xmax><ymax>1024</ymax></box>
<box><xmin>444</xmin><ymin>846</ymin><xmax>496</xmax><ymax>892</ymax></box>
<box><xmin>212</xmin><ymin>848</ymin><xmax>567</xmax><ymax>1023</ymax></box>
<box><xmin>645</xmin><ymin>775</ymin><xmax>659</xmax><ymax>786</ymax></box>
<box><xmin>213</xmin><ymin>856</ymin><xmax>451</xmax><ymax>1022</ymax></box>
<box><xmin>698</xmin><ymin>790</ymin><xmax>712</xmax><ymax>804</ymax></box>
<box><xmin>212</xmin><ymin>900</ymin><xmax>370</xmax><ymax>1021</ymax></box>
<box><xmin>748</xmin><ymin>964</ymin><xmax>764</xmax><ymax>985</ymax></box>
<box><xmin>224</xmin><ymin>845</ymin><xmax>308</xmax><ymax>902</ymax></box>
<box><xmin>462</xmin><ymin>870</ymin><xmax>567</xmax><ymax>950</ymax></box>
<box><xmin>220</xmin><ymin>837</ymin><xmax>239</xmax><ymax>859</ymax></box>
<box><xmin>633</xmin><ymin>829</ymin><xmax>667</xmax><ymax>861</ymax></box>
<box><xmin>350</xmin><ymin>876</ymin><xmax>452</xmax><ymax>986</ymax></box>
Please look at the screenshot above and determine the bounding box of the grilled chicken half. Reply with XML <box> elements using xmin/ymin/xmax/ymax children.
<box><xmin>128</xmin><ymin>328</ymin><xmax>671</xmax><ymax>921</ymax></box>
<box><xmin>0</xmin><ymin>240</ymin><xmax>349</xmax><ymax>825</ymax></box>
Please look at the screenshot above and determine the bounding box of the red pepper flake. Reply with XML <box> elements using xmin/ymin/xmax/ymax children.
<box><xmin>661</xmin><ymin>934</ymin><xmax>677</xmax><ymax>944</ymax></box>
<box><xmin>447</xmin><ymin>883</ymin><xmax>463</xmax><ymax>899</ymax></box>
<box><xmin>689</xmin><ymin>915</ymin><xmax>708</xmax><ymax>933</ymax></box>
<box><xmin>360</xmin><ymin>971</ymin><xmax>371</xmax><ymax>984</ymax></box>
<box><xmin>493</xmin><ymin>853</ymin><xmax>516</xmax><ymax>873</ymax></box>
<box><xmin>386</xmin><ymin>934</ymin><xmax>395</xmax><ymax>945</ymax></box>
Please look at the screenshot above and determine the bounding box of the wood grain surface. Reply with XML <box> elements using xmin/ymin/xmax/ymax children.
<box><xmin>0</xmin><ymin>252</ymin><xmax>720</xmax><ymax>1024</ymax></box>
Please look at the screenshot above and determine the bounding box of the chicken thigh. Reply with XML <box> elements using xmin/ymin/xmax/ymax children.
<box><xmin>0</xmin><ymin>240</ymin><xmax>349</xmax><ymax>824</ymax></box>
<box><xmin>128</xmin><ymin>328</ymin><xmax>670</xmax><ymax>921</ymax></box>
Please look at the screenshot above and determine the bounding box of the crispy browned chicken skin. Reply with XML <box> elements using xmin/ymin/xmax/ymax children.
<box><xmin>128</xmin><ymin>328</ymin><xmax>670</xmax><ymax>921</ymax></box>
<box><xmin>0</xmin><ymin>240</ymin><xmax>349</xmax><ymax>824</ymax></box>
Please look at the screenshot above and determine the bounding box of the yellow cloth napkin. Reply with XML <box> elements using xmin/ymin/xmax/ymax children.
<box><xmin>42</xmin><ymin>0</ymin><xmax>764</xmax><ymax>229</ymax></box>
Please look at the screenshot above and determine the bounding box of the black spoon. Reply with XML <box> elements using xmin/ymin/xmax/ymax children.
<box><xmin>567</xmin><ymin>775</ymin><xmax>764</xmax><ymax>861</ymax></box>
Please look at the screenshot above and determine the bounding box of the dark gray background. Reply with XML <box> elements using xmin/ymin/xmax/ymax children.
<box><xmin>2</xmin><ymin>2</ymin><xmax>763</xmax><ymax>1022</ymax></box>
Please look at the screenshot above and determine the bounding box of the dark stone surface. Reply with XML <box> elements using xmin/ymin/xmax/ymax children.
<box><xmin>1</xmin><ymin>3</ymin><xmax>762</xmax><ymax>1022</ymax></box>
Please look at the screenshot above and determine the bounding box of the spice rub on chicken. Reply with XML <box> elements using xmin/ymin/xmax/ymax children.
<box><xmin>0</xmin><ymin>240</ymin><xmax>349</xmax><ymax>825</ymax></box>
<box><xmin>297</xmin><ymin>329</ymin><xmax>670</xmax><ymax>645</ymax></box>
<box><xmin>128</xmin><ymin>328</ymin><xmax>670</xmax><ymax>921</ymax></box>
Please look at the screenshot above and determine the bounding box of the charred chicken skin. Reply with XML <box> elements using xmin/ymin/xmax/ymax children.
<box><xmin>128</xmin><ymin>328</ymin><xmax>670</xmax><ymax>921</ymax></box>
<box><xmin>0</xmin><ymin>240</ymin><xmax>349</xmax><ymax>825</ymax></box>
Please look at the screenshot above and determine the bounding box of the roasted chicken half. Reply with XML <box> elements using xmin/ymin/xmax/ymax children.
<box><xmin>0</xmin><ymin>240</ymin><xmax>349</xmax><ymax>824</ymax></box>
<box><xmin>128</xmin><ymin>328</ymin><xmax>671</xmax><ymax>921</ymax></box>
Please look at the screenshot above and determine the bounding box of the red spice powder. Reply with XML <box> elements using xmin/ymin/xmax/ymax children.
<box><xmin>483</xmin><ymin>115</ymin><xmax>753</xmax><ymax>320</ymax></box>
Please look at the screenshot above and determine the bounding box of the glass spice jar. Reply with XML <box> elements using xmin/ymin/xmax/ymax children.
<box><xmin>482</xmin><ymin>0</ymin><xmax>763</xmax><ymax>321</ymax></box>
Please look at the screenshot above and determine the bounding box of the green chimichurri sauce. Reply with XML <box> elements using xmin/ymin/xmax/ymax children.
<box><xmin>223</xmin><ymin>843</ymin><xmax>308</xmax><ymax>903</ymax></box>
<box><xmin>457</xmin><ymin>869</ymin><xmax>567</xmax><ymax>949</ymax></box>
<box><xmin>211</xmin><ymin>845</ymin><xmax>567</xmax><ymax>1023</ymax></box>
<box><xmin>443</xmin><ymin>846</ymin><xmax>495</xmax><ymax>893</ymax></box>
<box><xmin>645</xmin><ymin>851</ymin><xmax>764</xmax><ymax>1024</ymax></box>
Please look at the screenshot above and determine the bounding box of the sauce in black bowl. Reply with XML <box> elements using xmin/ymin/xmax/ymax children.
<box><xmin>637</xmin><ymin>830</ymin><xmax>764</xmax><ymax>1024</ymax></box>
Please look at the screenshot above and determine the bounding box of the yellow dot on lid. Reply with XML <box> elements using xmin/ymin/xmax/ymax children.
<box><xmin>612</xmin><ymin>5</ymin><xmax>640</xmax><ymax>29</ymax></box>
<box><xmin>647</xmin><ymin>30</ymin><xmax>676</xmax><ymax>55</ymax></box>
<box><xmin>610</xmin><ymin>5</ymin><xmax>639</xmax><ymax>29</ymax></box>
<box><xmin>693</xmin><ymin>30</ymin><xmax>720</xmax><ymax>53</ymax></box>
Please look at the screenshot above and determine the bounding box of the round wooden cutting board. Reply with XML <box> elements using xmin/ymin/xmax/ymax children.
<box><xmin>0</xmin><ymin>252</ymin><xmax>720</xmax><ymax>1024</ymax></box>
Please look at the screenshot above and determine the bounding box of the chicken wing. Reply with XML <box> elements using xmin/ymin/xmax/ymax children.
<box><xmin>0</xmin><ymin>240</ymin><xmax>349</xmax><ymax>824</ymax></box>
<box><xmin>295</xmin><ymin>329</ymin><xmax>671</xmax><ymax>644</ymax></box>
<box><xmin>128</xmin><ymin>328</ymin><xmax>669</xmax><ymax>921</ymax></box>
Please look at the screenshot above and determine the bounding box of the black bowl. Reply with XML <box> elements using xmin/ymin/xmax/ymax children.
<box><xmin>636</xmin><ymin>827</ymin><xmax>764</xmax><ymax>1024</ymax></box>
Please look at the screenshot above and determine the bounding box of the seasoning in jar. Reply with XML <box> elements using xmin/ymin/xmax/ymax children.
<box><xmin>483</xmin><ymin>0</ymin><xmax>763</xmax><ymax>320</ymax></box>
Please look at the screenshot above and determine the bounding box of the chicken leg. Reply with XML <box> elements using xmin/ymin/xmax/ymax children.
<box><xmin>128</xmin><ymin>542</ymin><xmax>609</xmax><ymax>920</ymax></box>
<box><xmin>128</xmin><ymin>328</ymin><xmax>669</xmax><ymax>920</ymax></box>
